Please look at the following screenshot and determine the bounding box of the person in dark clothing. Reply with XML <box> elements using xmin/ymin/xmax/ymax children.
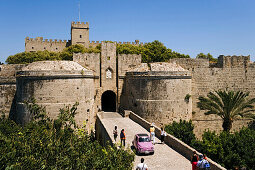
<box><xmin>191</xmin><ymin>151</ymin><xmax>198</xmax><ymax>170</ymax></box>
<box><xmin>120</xmin><ymin>129</ymin><xmax>126</xmax><ymax>147</ymax></box>
<box><xmin>113</xmin><ymin>126</ymin><xmax>118</xmax><ymax>142</ymax></box>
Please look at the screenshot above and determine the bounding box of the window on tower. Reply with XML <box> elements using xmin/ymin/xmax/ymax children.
<box><xmin>80</xmin><ymin>35</ymin><xmax>82</xmax><ymax>38</ymax></box>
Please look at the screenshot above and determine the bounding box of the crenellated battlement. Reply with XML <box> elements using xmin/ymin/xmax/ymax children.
<box><xmin>117</xmin><ymin>40</ymin><xmax>144</xmax><ymax>46</ymax></box>
<box><xmin>25</xmin><ymin>37</ymin><xmax>68</xmax><ymax>44</ymax></box>
<box><xmin>71</xmin><ymin>21</ymin><xmax>89</xmax><ymax>29</ymax></box>
<box><xmin>89</xmin><ymin>40</ymin><xmax>144</xmax><ymax>47</ymax></box>
<box><xmin>217</xmin><ymin>55</ymin><xmax>250</xmax><ymax>68</ymax></box>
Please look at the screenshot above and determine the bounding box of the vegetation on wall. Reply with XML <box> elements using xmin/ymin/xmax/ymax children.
<box><xmin>164</xmin><ymin>120</ymin><xmax>255</xmax><ymax>169</ymax></box>
<box><xmin>117</xmin><ymin>40</ymin><xmax>190</xmax><ymax>63</ymax></box>
<box><xmin>196</xmin><ymin>53</ymin><xmax>217</xmax><ymax>63</ymax></box>
<box><xmin>0</xmin><ymin>101</ymin><xmax>134</xmax><ymax>169</ymax></box>
<box><xmin>6</xmin><ymin>41</ymin><xmax>189</xmax><ymax>64</ymax></box>
<box><xmin>6</xmin><ymin>44</ymin><xmax>101</xmax><ymax>64</ymax></box>
<box><xmin>197</xmin><ymin>90</ymin><xmax>255</xmax><ymax>132</ymax></box>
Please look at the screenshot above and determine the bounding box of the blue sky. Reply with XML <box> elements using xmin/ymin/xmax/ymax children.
<box><xmin>0</xmin><ymin>0</ymin><xmax>255</xmax><ymax>63</ymax></box>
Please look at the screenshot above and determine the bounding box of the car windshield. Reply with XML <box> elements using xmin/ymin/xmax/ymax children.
<box><xmin>139</xmin><ymin>137</ymin><xmax>150</xmax><ymax>142</ymax></box>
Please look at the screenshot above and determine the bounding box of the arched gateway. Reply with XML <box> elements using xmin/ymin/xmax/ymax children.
<box><xmin>101</xmin><ymin>90</ymin><xmax>116</xmax><ymax>112</ymax></box>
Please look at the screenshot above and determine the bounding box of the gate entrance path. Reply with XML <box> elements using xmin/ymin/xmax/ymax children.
<box><xmin>99</xmin><ymin>112</ymin><xmax>190</xmax><ymax>170</ymax></box>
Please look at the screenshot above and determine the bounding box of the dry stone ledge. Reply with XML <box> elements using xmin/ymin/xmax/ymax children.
<box><xmin>21</xmin><ymin>61</ymin><xmax>89</xmax><ymax>71</ymax></box>
<box><xmin>130</xmin><ymin>62</ymin><xmax>187</xmax><ymax>72</ymax></box>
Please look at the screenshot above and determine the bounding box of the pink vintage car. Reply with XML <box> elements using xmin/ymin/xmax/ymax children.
<box><xmin>132</xmin><ymin>133</ymin><xmax>154</xmax><ymax>155</ymax></box>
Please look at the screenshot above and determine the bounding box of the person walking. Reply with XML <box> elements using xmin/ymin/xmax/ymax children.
<box><xmin>150</xmin><ymin>123</ymin><xmax>155</xmax><ymax>145</ymax></box>
<box><xmin>120</xmin><ymin>129</ymin><xmax>126</xmax><ymax>147</ymax></box>
<box><xmin>113</xmin><ymin>126</ymin><xmax>118</xmax><ymax>142</ymax></box>
<box><xmin>191</xmin><ymin>151</ymin><xmax>199</xmax><ymax>170</ymax></box>
<box><xmin>136</xmin><ymin>158</ymin><xmax>148</xmax><ymax>170</ymax></box>
<box><xmin>160</xmin><ymin>127</ymin><xmax>166</xmax><ymax>144</ymax></box>
<box><xmin>197</xmin><ymin>154</ymin><xmax>210</xmax><ymax>170</ymax></box>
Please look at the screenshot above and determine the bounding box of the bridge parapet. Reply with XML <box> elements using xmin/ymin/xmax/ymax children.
<box><xmin>128</xmin><ymin>111</ymin><xmax>226</xmax><ymax>170</ymax></box>
<box><xmin>95</xmin><ymin>112</ymin><xmax>114</xmax><ymax>146</ymax></box>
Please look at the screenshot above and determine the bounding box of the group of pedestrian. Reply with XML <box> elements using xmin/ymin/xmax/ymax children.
<box><xmin>113</xmin><ymin>125</ymin><xmax>126</xmax><ymax>147</ymax></box>
<box><xmin>191</xmin><ymin>151</ymin><xmax>210</xmax><ymax>170</ymax></box>
<box><xmin>150</xmin><ymin>123</ymin><xmax>167</xmax><ymax>144</ymax></box>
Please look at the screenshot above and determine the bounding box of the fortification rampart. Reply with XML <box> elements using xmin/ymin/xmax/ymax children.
<box><xmin>88</xmin><ymin>40</ymin><xmax>144</xmax><ymax>48</ymax></box>
<box><xmin>0</xmin><ymin>64</ymin><xmax>25</xmax><ymax>118</ymax></box>
<box><xmin>121</xmin><ymin>68</ymin><xmax>192</xmax><ymax>126</ymax></box>
<box><xmin>25</xmin><ymin>37</ymin><xmax>70</xmax><ymax>52</ymax></box>
<box><xmin>15</xmin><ymin>61</ymin><xmax>95</xmax><ymax>128</ymax></box>
<box><xmin>169</xmin><ymin>55</ymin><xmax>254</xmax><ymax>137</ymax></box>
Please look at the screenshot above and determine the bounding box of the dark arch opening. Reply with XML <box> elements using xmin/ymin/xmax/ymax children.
<box><xmin>101</xmin><ymin>90</ymin><xmax>116</xmax><ymax>112</ymax></box>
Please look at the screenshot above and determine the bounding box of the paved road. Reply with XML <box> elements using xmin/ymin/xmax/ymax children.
<box><xmin>100</xmin><ymin>112</ymin><xmax>191</xmax><ymax>170</ymax></box>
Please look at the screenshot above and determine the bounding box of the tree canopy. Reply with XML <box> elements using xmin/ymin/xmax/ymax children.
<box><xmin>6</xmin><ymin>44</ymin><xmax>100</xmax><ymax>64</ymax></box>
<box><xmin>165</xmin><ymin>120</ymin><xmax>255</xmax><ymax>169</ymax></box>
<box><xmin>197</xmin><ymin>90</ymin><xmax>255</xmax><ymax>132</ymax></box>
<box><xmin>6</xmin><ymin>41</ymin><xmax>189</xmax><ymax>64</ymax></box>
<box><xmin>196</xmin><ymin>52</ymin><xmax>217</xmax><ymax>63</ymax></box>
<box><xmin>117</xmin><ymin>40</ymin><xmax>190</xmax><ymax>63</ymax></box>
<box><xmin>0</xmin><ymin>101</ymin><xmax>134</xmax><ymax>169</ymax></box>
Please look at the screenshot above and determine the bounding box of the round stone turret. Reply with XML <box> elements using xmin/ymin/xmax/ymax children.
<box><xmin>15</xmin><ymin>61</ymin><xmax>95</xmax><ymax>127</ymax></box>
<box><xmin>120</xmin><ymin>62</ymin><xmax>192</xmax><ymax>126</ymax></box>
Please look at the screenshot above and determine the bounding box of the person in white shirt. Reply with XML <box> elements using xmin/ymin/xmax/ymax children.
<box><xmin>136</xmin><ymin>158</ymin><xmax>148</xmax><ymax>170</ymax></box>
<box><xmin>160</xmin><ymin>127</ymin><xmax>166</xmax><ymax>144</ymax></box>
<box><xmin>150</xmin><ymin>123</ymin><xmax>155</xmax><ymax>145</ymax></box>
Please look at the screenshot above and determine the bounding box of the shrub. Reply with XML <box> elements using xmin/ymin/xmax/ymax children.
<box><xmin>6</xmin><ymin>44</ymin><xmax>101</xmax><ymax>64</ymax></box>
<box><xmin>0</xmin><ymin>102</ymin><xmax>134</xmax><ymax>169</ymax></box>
<box><xmin>165</xmin><ymin>120</ymin><xmax>255</xmax><ymax>169</ymax></box>
<box><xmin>164</xmin><ymin>119</ymin><xmax>196</xmax><ymax>145</ymax></box>
<box><xmin>117</xmin><ymin>40</ymin><xmax>190</xmax><ymax>63</ymax></box>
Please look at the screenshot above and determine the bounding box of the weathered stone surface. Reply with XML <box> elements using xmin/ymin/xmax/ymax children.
<box><xmin>1</xmin><ymin>40</ymin><xmax>254</xmax><ymax>139</ymax></box>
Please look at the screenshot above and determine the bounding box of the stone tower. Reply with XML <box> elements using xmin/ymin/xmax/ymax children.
<box><xmin>71</xmin><ymin>21</ymin><xmax>89</xmax><ymax>48</ymax></box>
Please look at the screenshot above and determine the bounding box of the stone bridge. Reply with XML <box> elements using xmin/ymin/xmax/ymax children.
<box><xmin>95</xmin><ymin>111</ymin><xmax>225</xmax><ymax>170</ymax></box>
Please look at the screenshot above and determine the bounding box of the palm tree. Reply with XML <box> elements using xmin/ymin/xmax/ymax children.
<box><xmin>197</xmin><ymin>90</ymin><xmax>255</xmax><ymax>132</ymax></box>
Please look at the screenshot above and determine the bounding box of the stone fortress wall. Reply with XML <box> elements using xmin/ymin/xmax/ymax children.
<box><xmin>1</xmin><ymin>44</ymin><xmax>255</xmax><ymax>137</ymax></box>
<box><xmin>25</xmin><ymin>37</ymin><xmax>71</xmax><ymax>52</ymax></box>
<box><xmin>14</xmin><ymin>61</ymin><xmax>96</xmax><ymax>128</ymax></box>
<box><xmin>2</xmin><ymin>20</ymin><xmax>255</xmax><ymax>138</ymax></box>
<box><xmin>25</xmin><ymin>21</ymin><xmax>144</xmax><ymax>52</ymax></box>
<box><xmin>0</xmin><ymin>64</ymin><xmax>24</xmax><ymax>118</ymax></box>
<box><xmin>169</xmin><ymin>56</ymin><xmax>255</xmax><ymax>137</ymax></box>
<box><xmin>73</xmin><ymin>42</ymin><xmax>142</xmax><ymax>118</ymax></box>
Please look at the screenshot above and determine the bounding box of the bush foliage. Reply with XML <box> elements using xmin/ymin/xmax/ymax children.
<box><xmin>164</xmin><ymin>120</ymin><xmax>196</xmax><ymax>145</ymax></box>
<box><xmin>6</xmin><ymin>44</ymin><xmax>101</xmax><ymax>64</ymax></box>
<box><xmin>164</xmin><ymin>120</ymin><xmax>255</xmax><ymax>169</ymax></box>
<box><xmin>196</xmin><ymin>52</ymin><xmax>217</xmax><ymax>63</ymax></box>
<box><xmin>117</xmin><ymin>40</ymin><xmax>190</xmax><ymax>63</ymax></box>
<box><xmin>6</xmin><ymin>41</ymin><xmax>189</xmax><ymax>64</ymax></box>
<box><xmin>0</xmin><ymin>102</ymin><xmax>134</xmax><ymax>169</ymax></box>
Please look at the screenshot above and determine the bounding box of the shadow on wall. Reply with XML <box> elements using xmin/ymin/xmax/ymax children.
<box><xmin>8</xmin><ymin>92</ymin><xmax>17</xmax><ymax>121</ymax></box>
<box><xmin>101</xmin><ymin>90</ymin><xmax>116</xmax><ymax>112</ymax></box>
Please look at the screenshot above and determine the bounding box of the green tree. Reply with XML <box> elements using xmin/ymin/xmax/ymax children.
<box><xmin>197</xmin><ymin>90</ymin><xmax>255</xmax><ymax>132</ymax></box>
<box><xmin>6</xmin><ymin>51</ymin><xmax>61</xmax><ymax>64</ymax></box>
<box><xmin>117</xmin><ymin>40</ymin><xmax>189</xmax><ymax>63</ymax></box>
<box><xmin>6</xmin><ymin>44</ymin><xmax>101</xmax><ymax>64</ymax></box>
<box><xmin>196</xmin><ymin>53</ymin><xmax>217</xmax><ymax>63</ymax></box>
<box><xmin>0</xmin><ymin>101</ymin><xmax>135</xmax><ymax>169</ymax></box>
<box><xmin>164</xmin><ymin>119</ymin><xmax>196</xmax><ymax>145</ymax></box>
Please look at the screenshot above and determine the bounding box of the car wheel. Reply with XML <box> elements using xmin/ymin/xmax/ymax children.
<box><xmin>151</xmin><ymin>151</ymin><xmax>154</xmax><ymax>155</ymax></box>
<box><xmin>136</xmin><ymin>149</ymin><xmax>140</xmax><ymax>156</ymax></box>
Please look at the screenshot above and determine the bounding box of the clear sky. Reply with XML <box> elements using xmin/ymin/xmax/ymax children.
<box><xmin>0</xmin><ymin>0</ymin><xmax>255</xmax><ymax>63</ymax></box>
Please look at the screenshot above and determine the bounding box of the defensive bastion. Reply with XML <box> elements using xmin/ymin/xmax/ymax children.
<box><xmin>1</xmin><ymin>43</ymin><xmax>254</xmax><ymax>137</ymax></box>
<box><xmin>1</xmin><ymin>20</ymin><xmax>254</xmax><ymax>137</ymax></box>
